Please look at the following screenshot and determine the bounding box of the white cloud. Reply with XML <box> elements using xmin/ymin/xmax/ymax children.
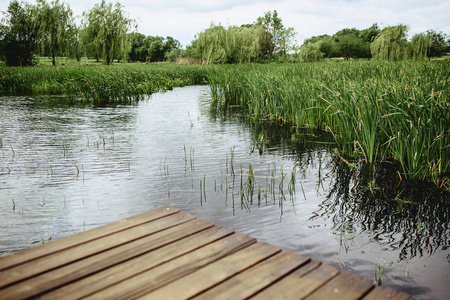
<box><xmin>0</xmin><ymin>0</ymin><xmax>448</xmax><ymax>46</ymax></box>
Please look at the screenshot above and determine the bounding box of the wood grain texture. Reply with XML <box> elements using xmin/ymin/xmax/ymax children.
<box><xmin>39</xmin><ymin>225</ymin><xmax>235</xmax><ymax>300</ymax></box>
<box><xmin>0</xmin><ymin>206</ymin><xmax>178</xmax><ymax>271</ymax></box>
<box><xmin>193</xmin><ymin>251</ymin><xmax>310</xmax><ymax>300</ymax></box>
<box><xmin>0</xmin><ymin>206</ymin><xmax>413</xmax><ymax>300</ymax></box>
<box><xmin>251</xmin><ymin>260</ymin><xmax>339</xmax><ymax>299</ymax></box>
<box><xmin>85</xmin><ymin>233</ymin><xmax>257</xmax><ymax>300</ymax></box>
<box><xmin>306</xmin><ymin>271</ymin><xmax>374</xmax><ymax>300</ymax></box>
<box><xmin>0</xmin><ymin>211</ymin><xmax>193</xmax><ymax>289</ymax></box>
<box><xmin>138</xmin><ymin>242</ymin><xmax>280</xmax><ymax>300</ymax></box>
<box><xmin>2</xmin><ymin>218</ymin><xmax>215</xmax><ymax>300</ymax></box>
<box><xmin>364</xmin><ymin>285</ymin><xmax>415</xmax><ymax>300</ymax></box>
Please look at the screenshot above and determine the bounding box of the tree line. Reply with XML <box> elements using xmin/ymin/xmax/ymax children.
<box><xmin>1</xmin><ymin>0</ymin><xmax>449</xmax><ymax>66</ymax></box>
<box><xmin>298</xmin><ymin>24</ymin><xmax>449</xmax><ymax>62</ymax></box>
<box><xmin>0</xmin><ymin>0</ymin><xmax>182</xmax><ymax>66</ymax></box>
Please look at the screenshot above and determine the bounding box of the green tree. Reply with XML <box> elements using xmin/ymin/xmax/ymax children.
<box><xmin>193</xmin><ymin>24</ymin><xmax>227</xmax><ymax>64</ymax></box>
<box><xmin>35</xmin><ymin>0</ymin><xmax>76</xmax><ymax>66</ymax></box>
<box><xmin>190</xmin><ymin>23</ymin><xmax>262</xmax><ymax>64</ymax></box>
<box><xmin>81</xmin><ymin>1</ymin><xmax>134</xmax><ymax>65</ymax></box>
<box><xmin>360</xmin><ymin>23</ymin><xmax>380</xmax><ymax>43</ymax></box>
<box><xmin>332</xmin><ymin>27</ymin><xmax>372</xmax><ymax>59</ymax></box>
<box><xmin>145</xmin><ymin>35</ymin><xmax>165</xmax><ymax>62</ymax></box>
<box><xmin>128</xmin><ymin>32</ymin><xmax>146</xmax><ymax>62</ymax></box>
<box><xmin>298</xmin><ymin>41</ymin><xmax>324</xmax><ymax>62</ymax></box>
<box><xmin>303</xmin><ymin>35</ymin><xmax>337</xmax><ymax>58</ymax></box>
<box><xmin>410</xmin><ymin>33</ymin><xmax>430</xmax><ymax>61</ymax></box>
<box><xmin>278</xmin><ymin>27</ymin><xmax>296</xmax><ymax>61</ymax></box>
<box><xmin>0</xmin><ymin>0</ymin><xmax>37</xmax><ymax>66</ymax></box>
<box><xmin>426</xmin><ymin>29</ymin><xmax>448</xmax><ymax>58</ymax></box>
<box><xmin>256</xmin><ymin>10</ymin><xmax>293</xmax><ymax>63</ymax></box>
<box><xmin>371</xmin><ymin>24</ymin><xmax>409</xmax><ymax>61</ymax></box>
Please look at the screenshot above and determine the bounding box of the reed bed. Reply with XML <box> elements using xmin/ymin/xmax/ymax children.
<box><xmin>0</xmin><ymin>63</ymin><xmax>208</xmax><ymax>103</ymax></box>
<box><xmin>207</xmin><ymin>60</ymin><xmax>449</xmax><ymax>183</ymax></box>
<box><xmin>1</xmin><ymin>60</ymin><xmax>448</xmax><ymax>183</ymax></box>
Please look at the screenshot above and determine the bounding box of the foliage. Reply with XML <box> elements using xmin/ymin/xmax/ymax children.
<box><xmin>35</xmin><ymin>0</ymin><xmax>76</xmax><ymax>66</ymax></box>
<box><xmin>426</xmin><ymin>29</ymin><xmax>449</xmax><ymax>58</ymax></box>
<box><xmin>303</xmin><ymin>24</ymin><xmax>379</xmax><ymax>59</ymax></box>
<box><xmin>256</xmin><ymin>10</ymin><xmax>295</xmax><ymax>63</ymax></box>
<box><xmin>0</xmin><ymin>0</ymin><xmax>37</xmax><ymax>66</ymax></box>
<box><xmin>188</xmin><ymin>11</ymin><xmax>295</xmax><ymax>64</ymax></box>
<box><xmin>410</xmin><ymin>33</ymin><xmax>430</xmax><ymax>61</ymax></box>
<box><xmin>80</xmin><ymin>0</ymin><xmax>134</xmax><ymax>65</ymax></box>
<box><xmin>298</xmin><ymin>41</ymin><xmax>324</xmax><ymax>62</ymax></box>
<box><xmin>192</xmin><ymin>23</ymin><xmax>263</xmax><ymax>64</ymax></box>
<box><xmin>371</xmin><ymin>24</ymin><xmax>409</xmax><ymax>61</ymax></box>
<box><xmin>128</xmin><ymin>32</ymin><xmax>146</xmax><ymax>62</ymax></box>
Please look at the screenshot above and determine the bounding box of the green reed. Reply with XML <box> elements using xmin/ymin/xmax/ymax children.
<box><xmin>0</xmin><ymin>63</ymin><xmax>208</xmax><ymax>103</ymax></box>
<box><xmin>208</xmin><ymin>60</ymin><xmax>449</xmax><ymax>183</ymax></box>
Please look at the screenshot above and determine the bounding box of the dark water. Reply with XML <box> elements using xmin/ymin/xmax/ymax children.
<box><xmin>0</xmin><ymin>86</ymin><xmax>448</xmax><ymax>299</ymax></box>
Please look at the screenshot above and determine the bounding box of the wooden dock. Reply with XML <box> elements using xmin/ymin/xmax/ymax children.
<box><xmin>0</xmin><ymin>206</ymin><xmax>413</xmax><ymax>299</ymax></box>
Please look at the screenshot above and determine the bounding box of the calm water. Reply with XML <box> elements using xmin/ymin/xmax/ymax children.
<box><xmin>0</xmin><ymin>86</ymin><xmax>448</xmax><ymax>299</ymax></box>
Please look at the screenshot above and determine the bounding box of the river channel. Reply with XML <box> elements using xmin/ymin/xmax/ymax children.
<box><xmin>0</xmin><ymin>85</ymin><xmax>448</xmax><ymax>299</ymax></box>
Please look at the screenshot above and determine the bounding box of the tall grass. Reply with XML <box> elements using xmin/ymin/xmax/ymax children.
<box><xmin>207</xmin><ymin>60</ymin><xmax>449</xmax><ymax>183</ymax></box>
<box><xmin>1</xmin><ymin>60</ymin><xmax>448</xmax><ymax>183</ymax></box>
<box><xmin>0</xmin><ymin>63</ymin><xmax>208</xmax><ymax>103</ymax></box>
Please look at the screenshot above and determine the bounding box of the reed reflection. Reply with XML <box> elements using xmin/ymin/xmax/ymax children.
<box><xmin>315</xmin><ymin>159</ymin><xmax>449</xmax><ymax>261</ymax></box>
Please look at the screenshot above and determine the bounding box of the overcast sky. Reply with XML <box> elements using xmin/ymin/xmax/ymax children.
<box><xmin>1</xmin><ymin>0</ymin><xmax>449</xmax><ymax>47</ymax></box>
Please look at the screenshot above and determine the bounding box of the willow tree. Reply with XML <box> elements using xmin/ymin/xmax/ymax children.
<box><xmin>192</xmin><ymin>24</ymin><xmax>262</xmax><ymax>64</ymax></box>
<box><xmin>194</xmin><ymin>24</ymin><xmax>228</xmax><ymax>64</ymax></box>
<box><xmin>35</xmin><ymin>0</ymin><xmax>75</xmax><ymax>66</ymax></box>
<box><xmin>298</xmin><ymin>41</ymin><xmax>324</xmax><ymax>62</ymax></box>
<box><xmin>371</xmin><ymin>24</ymin><xmax>409</xmax><ymax>61</ymax></box>
<box><xmin>226</xmin><ymin>25</ymin><xmax>262</xmax><ymax>63</ymax></box>
<box><xmin>81</xmin><ymin>1</ymin><xmax>134</xmax><ymax>65</ymax></box>
<box><xmin>410</xmin><ymin>33</ymin><xmax>430</xmax><ymax>61</ymax></box>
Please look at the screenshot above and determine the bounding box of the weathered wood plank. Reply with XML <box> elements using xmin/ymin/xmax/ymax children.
<box><xmin>251</xmin><ymin>261</ymin><xmax>338</xmax><ymax>299</ymax></box>
<box><xmin>139</xmin><ymin>242</ymin><xmax>281</xmax><ymax>300</ymax></box>
<box><xmin>0</xmin><ymin>211</ymin><xmax>193</xmax><ymax>288</ymax></box>
<box><xmin>39</xmin><ymin>225</ymin><xmax>235</xmax><ymax>300</ymax></box>
<box><xmin>0</xmin><ymin>206</ymin><xmax>413</xmax><ymax>300</ymax></box>
<box><xmin>1</xmin><ymin>218</ymin><xmax>215</xmax><ymax>300</ymax></box>
<box><xmin>364</xmin><ymin>285</ymin><xmax>414</xmax><ymax>300</ymax></box>
<box><xmin>84</xmin><ymin>233</ymin><xmax>257</xmax><ymax>300</ymax></box>
<box><xmin>0</xmin><ymin>206</ymin><xmax>178</xmax><ymax>271</ymax></box>
<box><xmin>193</xmin><ymin>251</ymin><xmax>310</xmax><ymax>300</ymax></box>
<box><xmin>306</xmin><ymin>271</ymin><xmax>374</xmax><ymax>300</ymax></box>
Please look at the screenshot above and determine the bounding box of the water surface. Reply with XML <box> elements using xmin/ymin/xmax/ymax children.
<box><xmin>0</xmin><ymin>86</ymin><xmax>448</xmax><ymax>299</ymax></box>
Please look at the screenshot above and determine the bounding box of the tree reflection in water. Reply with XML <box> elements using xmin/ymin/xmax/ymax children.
<box><xmin>315</xmin><ymin>159</ymin><xmax>449</xmax><ymax>261</ymax></box>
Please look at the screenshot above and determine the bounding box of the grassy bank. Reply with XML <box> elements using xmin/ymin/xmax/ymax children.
<box><xmin>0</xmin><ymin>63</ymin><xmax>207</xmax><ymax>103</ymax></box>
<box><xmin>207</xmin><ymin>60</ymin><xmax>449</xmax><ymax>184</ymax></box>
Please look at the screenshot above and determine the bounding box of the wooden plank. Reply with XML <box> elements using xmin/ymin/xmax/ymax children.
<box><xmin>306</xmin><ymin>271</ymin><xmax>374</xmax><ymax>300</ymax></box>
<box><xmin>193</xmin><ymin>251</ymin><xmax>311</xmax><ymax>300</ymax></box>
<box><xmin>85</xmin><ymin>233</ymin><xmax>258</xmax><ymax>300</ymax></box>
<box><xmin>138</xmin><ymin>242</ymin><xmax>281</xmax><ymax>300</ymax></box>
<box><xmin>0</xmin><ymin>211</ymin><xmax>194</xmax><ymax>288</ymax></box>
<box><xmin>364</xmin><ymin>285</ymin><xmax>414</xmax><ymax>300</ymax></box>
<box><xmin>1</xmin><ymin>218</ymin><xmax>216</xmax><ymax>300</ymax></box>
<box><xmin>0</xmin><ymin>206</ymin><xmax>178</xmax><ymax>271</ymax></box>
<box><xmin>252</xmin><ymin>261</ymin><xmax>338</xmax><ymax>299</ymax></box>
<box><xmin>0</xmin><ymin>206</ymin><xmax>413</xmax><ymax>300</ymax></box>
<box><xmin>39</xmin><ymin>225</ymin><xmax>235</xmax><ymax>300</ymax></box>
